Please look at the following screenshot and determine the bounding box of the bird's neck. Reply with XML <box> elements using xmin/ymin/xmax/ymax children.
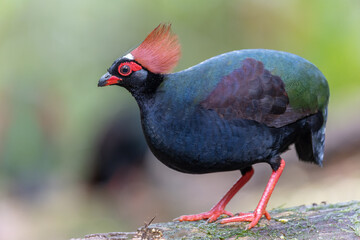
<box><xmin>129</xmin><ymin>72</ymin><xmax>164</xmax><ymax>113</ymax></box>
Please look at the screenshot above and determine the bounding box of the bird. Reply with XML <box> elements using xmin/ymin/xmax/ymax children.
<box><xmin>98</xmin><ymin>24</ymin><xmax>329</xmax><ymax>229</ymax></box>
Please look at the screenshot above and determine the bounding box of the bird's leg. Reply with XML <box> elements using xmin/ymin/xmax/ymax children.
<box><xmin>220</xmin><ymin>159</ymin><xmax>285</xmax><ymax>229</ymax></box>
<box><xmin>176</xmin><ymin>168</ymin><xmax>254</xmax><ymax>223</ymax></box>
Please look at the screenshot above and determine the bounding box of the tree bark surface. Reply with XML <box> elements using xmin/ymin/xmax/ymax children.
<box><xmin>71</xmin><ymin>201</ymin><xmax>360</xmax><ymax>240</ymax></box>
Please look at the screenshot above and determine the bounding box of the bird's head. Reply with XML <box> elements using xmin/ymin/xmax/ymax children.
<box><xmin>98</xmin><ymin>24</ymin><xmax>181</xmax><ymax>93</ymax></box>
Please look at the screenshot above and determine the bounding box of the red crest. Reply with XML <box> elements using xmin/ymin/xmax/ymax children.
<box><xmin>131</xmin><ymin>24</ymin><xmax>181</xmax><ymax>74</ymax></box>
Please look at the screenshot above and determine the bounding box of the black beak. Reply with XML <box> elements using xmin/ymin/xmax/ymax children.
<box><xmin>98</xmin><ymin>72</ymin><xmax>121</xmax><ymax>87</ymax></box>
<box><xmin>98</xmin><ymin>72</ymin><xmax>111</xmax><ymax>87</ymax></box>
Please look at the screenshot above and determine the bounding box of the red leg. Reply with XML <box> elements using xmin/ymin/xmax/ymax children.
<box><xmin>220</xmin><ymin>159</ymin><xmax>285</xmax><ymax>229</ymax></box>
<box><xmin>177</xmin><ymin>168</ymin><xmax>254</xmax><ymax>222</ymax></box>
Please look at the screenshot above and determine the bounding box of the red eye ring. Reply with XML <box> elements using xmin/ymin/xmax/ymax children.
<box><xmin>118</xmin><ymin>62</ymin><xmax>142</xmax><ymax>76</ymax></box>
<box><xmin>118</xmin><ymin>63</ymin><xmax>132</xmax><ymax>76</ymax></box>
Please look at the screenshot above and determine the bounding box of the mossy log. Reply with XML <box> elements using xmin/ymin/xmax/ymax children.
<box><xmin>72</xmin><ymin>201</ymin><xmax>360</xmax><ymax>240</ymax></box>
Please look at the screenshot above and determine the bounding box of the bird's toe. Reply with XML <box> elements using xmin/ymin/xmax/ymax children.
<box><xmin>176</xmin><ymin>209</ymin><xmax>234</xmax><ymax>223</ymax></box>
<box><xmin>219</xmin><ymin>210</ymin><xmax>271</xmax><ymax>229</ymax></box>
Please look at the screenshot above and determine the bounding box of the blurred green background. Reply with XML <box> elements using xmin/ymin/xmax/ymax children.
<box><xmin>1</xmin><ymin>0</ymin><xmax>360</xmax><ymax>239</ymax></box>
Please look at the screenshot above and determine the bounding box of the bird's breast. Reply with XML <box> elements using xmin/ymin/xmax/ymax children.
<box><xmin>140</xmin><ymin>103</ymin><xmax>278</xmax><ymax>174</ymax></box>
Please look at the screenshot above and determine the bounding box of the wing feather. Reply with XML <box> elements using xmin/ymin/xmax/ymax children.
<box><xmin>201</xmin><ymin>58</ymin><xmax>313</xmax><ymax>127</ymax></box>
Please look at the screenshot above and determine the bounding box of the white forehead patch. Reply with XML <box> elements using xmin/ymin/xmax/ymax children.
<box><xmin>123</xmin><ymin>53</ymin><xmax>134</xmax><ymax>60</ymax></box>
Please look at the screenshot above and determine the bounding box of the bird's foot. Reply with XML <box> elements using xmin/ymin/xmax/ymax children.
<box><xmin>219</xmin><ymin>210</ymin><xmax>271</xmax><ymax>229</ymax></box>
<box><xmin>176</xmin><ymin>207</ymin><xmax>234</xmax><ymax>223</ymax></box>
<box><xmin>219</xmin><ymin>159</ymin><xmax>285</xmax><ymax>229</ymax></box>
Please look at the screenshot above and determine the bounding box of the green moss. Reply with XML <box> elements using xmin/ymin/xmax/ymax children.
<box><xmin>197</xmin><ymin>222</ymin><xmax>261</xmax><ymax>239</ymax></box>
<box><xmin>340</xmin><ymin>213</ymin><xmax>360</xmax><ymax>237</ymax></box>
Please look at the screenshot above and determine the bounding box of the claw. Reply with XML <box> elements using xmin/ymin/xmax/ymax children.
<box><xmin>176</xmin><ymin>209</ymin><xmax>234</xmax><ymax>222</ymax></box>
<box><xmin>219</xmin><ymin>210</ymin><xmax>270</xmax><ymax>229</ymax></box>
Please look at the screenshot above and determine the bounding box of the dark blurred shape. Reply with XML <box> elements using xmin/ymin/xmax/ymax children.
<box><xmin>87</xmin><ymin>110</ymin><xmax>148</xmax><ymax>191</ymax></box>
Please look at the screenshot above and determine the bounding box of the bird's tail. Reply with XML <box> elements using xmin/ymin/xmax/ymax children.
<box><xmin>295</xmin><ymin>108</ymin><xmax>328</xmax><ymax>166</ymax></box>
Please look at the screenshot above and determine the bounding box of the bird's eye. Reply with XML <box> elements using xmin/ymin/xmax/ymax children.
<box><xmin>118</xmin><ymin>63</ymin><xmax>132</xmax><ymax>76</ymax></box>
<box><xmin>117</xmin><ymin>61</ymin><xmax>142</xmax><ymax>77</ymax></box>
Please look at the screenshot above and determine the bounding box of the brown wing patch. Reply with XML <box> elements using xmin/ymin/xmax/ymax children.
<box><xmin>201</xmin><ymin>58</ymin><xmax>310</xmax><ymax>127</ymax></box>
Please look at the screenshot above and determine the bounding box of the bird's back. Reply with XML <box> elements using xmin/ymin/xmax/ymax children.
<box><xmin>161</xmin><ymin>49</ymin><xmax>329</xmax><ymax>114</ymax></box>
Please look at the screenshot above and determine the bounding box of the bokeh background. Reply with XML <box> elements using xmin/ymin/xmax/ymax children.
<box><xmin>1</xmin><ymin>0</ymin><xmax>360</xmax><ymax>239</ymax></box>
